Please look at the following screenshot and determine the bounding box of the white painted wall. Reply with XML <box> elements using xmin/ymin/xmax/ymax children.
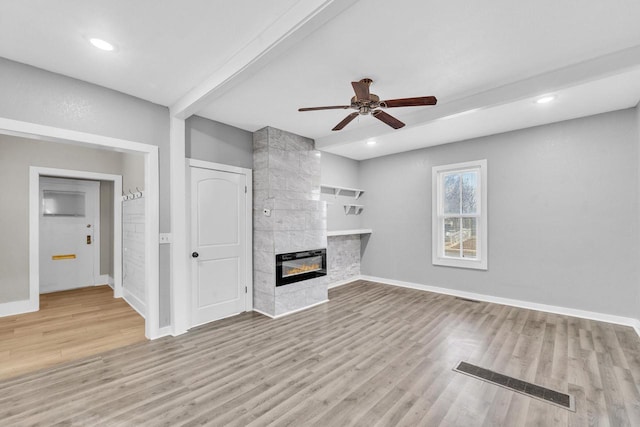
<box><xmin>359</xmin><ymin>109</ymin><xmax>640</xmax><ymax>319</ymax></box>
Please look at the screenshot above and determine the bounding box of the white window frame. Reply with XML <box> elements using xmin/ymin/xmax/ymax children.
<box><xmin>432</xmin><ymin>159</ymin><xmax>487</xmax><ymax>270</ymax></box>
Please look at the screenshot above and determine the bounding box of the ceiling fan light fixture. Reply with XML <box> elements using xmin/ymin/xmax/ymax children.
<box><xmin>536</xmin><ymin>95</ymin><xmax>555</xmax><ymax>104</ymax></box>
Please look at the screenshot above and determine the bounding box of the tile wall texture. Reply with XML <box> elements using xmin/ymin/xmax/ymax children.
<box><xmin>253</xmin><ymin>127</ymin><xmax>328</xmax><ymax>316</ymax></box>
<box><xmin>327</xmin><ymin>234</ymin><xmax>361</xmax><ymax>283</ymax></box>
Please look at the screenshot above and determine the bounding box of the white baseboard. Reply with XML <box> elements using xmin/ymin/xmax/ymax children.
<box><xmin>0</xmin><ymin>299</ymin><xmax>38</xmax><ymax>318</ymax></box>
<box><xmin>328</xmin><ymin>275</ymin><xmax>363</xmax><ymax>289</ymax></box>
<box><xmin>254</xmin><ymin>299</ymin><xmax>329</xmax><ymax>319</ymax></box>
<box><xmin>360</xmin><ymin>275</ymin><xmax>640</xmax><ymax>338</ymax></box>
<box><xmin>123</xmin><ymin>288</ymin><xmax>146</xmax><ymax>319</ymax></box>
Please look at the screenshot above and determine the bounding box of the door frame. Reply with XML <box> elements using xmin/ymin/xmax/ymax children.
<box><xmin>0</xmin><ymin>117</ymin><xmax>161</xmax><ymax>339</ymax></box>
<box><xmin>39</xmin><ymin>177</ymin><xmax>103</xmax><ymax>292</ymax></box>
<box><xmin>186</xmin><ymin>158</ymin><xmax>253</xmax><ymax>328</ymax></box>
<box><xmin>35</xmin><ymin>171</ymin><xmax>121</xmax><ymax>296</ymax></box>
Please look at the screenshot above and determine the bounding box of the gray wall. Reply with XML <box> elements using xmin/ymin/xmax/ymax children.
<box><xmin>0</xmin><ymin>57</ymin><xmax>171</xmax><ymax>326</ymax></box>
<box><xmin>186</xmin><ymin>115</ymin><xmax>253</xmax><ymax>169</ymax></box>
<box><xmin>360</xmin><ymin>108</ymin><xmax>640</xmax><ymax>319</ymax></box>
<box><xmin>320</xmin><ymin>152</ymin><xmax>363</xmax><ymax>231</ymax></box>
<box><xmin>0</xmin><ymin>134</ymin><xmax>132</xmax><ymax>301</ymax></box>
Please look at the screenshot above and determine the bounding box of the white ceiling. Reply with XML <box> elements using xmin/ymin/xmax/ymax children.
<box><xmin>1</xmin><ymin>0</ymin><xmax>640</xmax><ymax>160</ymax></box>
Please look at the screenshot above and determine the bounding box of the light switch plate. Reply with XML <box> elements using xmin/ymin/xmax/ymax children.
<box><xmin>159</xmin><ymin>233</ymin><xmax>172</xmax><ymax>244</ymax></box>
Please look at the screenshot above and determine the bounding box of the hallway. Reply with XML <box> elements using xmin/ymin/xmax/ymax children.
<box><xmin>0</xmin><ymin>285</ymin><xmax>145</xmax><ymax>380</ymax></box>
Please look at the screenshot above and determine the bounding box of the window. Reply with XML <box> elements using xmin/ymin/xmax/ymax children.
<box><xmin>432</xmin><ymin>160</ymin><xmax>487</xmax><ymax>270</ymax></box>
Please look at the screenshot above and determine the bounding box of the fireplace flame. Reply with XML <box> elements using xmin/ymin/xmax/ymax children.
<box><xmin>285</xmin><ymin>263</ymin><xmax>320</xmax><ymax>276</ymax></box>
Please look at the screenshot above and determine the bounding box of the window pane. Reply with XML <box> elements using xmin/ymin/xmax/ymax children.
<box><xmin>43</xmin><ymin>190</ymin><xmax>85</xmax><ymax>217</ymax></box>
<box><xmin>443</xmin><ymin>173</ymin><xmax>460</xmax><ymax>214</ymax></box>
<box><xmin>444</xmin><ymin>217</ymin><xmax>460</xmax><ymax>258</ymax></box>
<box><xmin>461</xmin><ymin>171</ymin><xmax>478</xmax><ymax>214</ymax></box>
<box><xmin>462</xmin><ymin>217</ymin><xmax>477</xmax><ymax>258</ymax></box>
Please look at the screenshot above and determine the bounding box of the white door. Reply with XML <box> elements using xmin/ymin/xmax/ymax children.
<box><xmin>190</xmin><ymin>166</ymin><xmax>247</xmax><ymax>327</ymax></box>
<box><xmin>39</xmin><ymin>177</ymin><xmax>100</xmax><ymax>293</ymax></box>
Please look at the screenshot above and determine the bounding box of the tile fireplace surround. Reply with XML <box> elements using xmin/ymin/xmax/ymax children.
<box><xmin>253</xmin><ymin>127</ymin><xmax>328</xmax><ymax>316</ymax></box>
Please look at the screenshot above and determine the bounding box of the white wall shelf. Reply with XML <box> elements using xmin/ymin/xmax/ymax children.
<box><xmin>343</xmin><ymin>204</ymin><xmax>364</xmax><ymax>215</ymax></box>
<box><xmin>327</xmin><ymin>229</ymin><xmax>373</xmax><ymax>237</ymax></box>
<box><xmin>321</xmin><ymin>184</ymin><xmax>365</xmax><ymax>200</ymax></box>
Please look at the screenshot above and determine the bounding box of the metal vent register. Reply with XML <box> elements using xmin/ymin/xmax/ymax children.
<box><xmin>453</xmin><ymin>361</ymin><xmax>575</xmax><ymax>411</ymax></box>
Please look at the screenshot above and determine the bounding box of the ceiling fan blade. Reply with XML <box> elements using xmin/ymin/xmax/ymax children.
<box><xmin>298</xmin><ymin>105</ymin><xmax>351</xmax><ymax>112</ymax></box>
<box><xmin>372</xmin><ymin>110</ymin><xmax>405</xmax><ymax>129</ymax></box>
<box><xmin>332</xmin><ymin>112</ymin><xmax>359</xmax><ymax>131</ymax></box>
<box><xmin>351</xmin><ymin>81</ymin><xmax>370</xmax><ymax>101</ymax></box>
<box><xmin>381</xmin><ymin>96</ymin><xmax>437</xmax><ymax>108</ymax></box>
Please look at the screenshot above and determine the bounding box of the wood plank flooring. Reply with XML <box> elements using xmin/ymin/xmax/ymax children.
<box><xmin>1</xmin><ymin>280</ymin><xmax>639</xmax><ymax>426</ymax></box>
<box><xmin>0</xmin><ymin>286</ymin><xmax>146</xmax><ymax>380</ymax></box>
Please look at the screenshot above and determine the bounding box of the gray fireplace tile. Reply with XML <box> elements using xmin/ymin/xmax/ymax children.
<box><xmin>253</xmin><ymin>289</ymin><xmax>274</xmax><ymax>315</ymax></box>
<box><xmin>253</xmin><ymin>250</ymin><xmax>275</xmax><ymax>275</ymax></box>
<box><xmin>253</xmin><ymin>230</ymin><xmax>274</xmax><ymax>252</ymax></box>
<box><xmin>253</xmin><ymin>149</ymin><xmax>268</xmax><ymax>170</ymax></box>
<box><xmin>253</xmin><ymin>168</ymin><xmax>268</xmax><ymax>190</ymax></box>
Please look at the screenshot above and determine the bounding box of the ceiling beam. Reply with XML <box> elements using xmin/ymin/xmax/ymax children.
<box><xmin>315</xmin><ymin>44</ymin><xmax>640</xmax><ymax>149</ymax></box>
<box><xmin>170</xmin><ymin>0</ymin><xmax>360</xmax><ymax>119</ymax></box>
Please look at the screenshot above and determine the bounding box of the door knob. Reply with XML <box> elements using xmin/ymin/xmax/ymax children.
<box><xmin>192</xmin><ymin>252</ymin><xmax>199</xmax><ymax>258</ymax></box>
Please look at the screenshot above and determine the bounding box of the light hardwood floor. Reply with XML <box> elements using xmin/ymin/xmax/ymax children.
<box><xmin>0</xmin><ymin>285</ymin><xmax>146</xmax><ymax>380</ymax></box>
<box><xmin>1</xmin><ymin>280</ymin><xmax>639</xmax><ymax>426</ymax></box>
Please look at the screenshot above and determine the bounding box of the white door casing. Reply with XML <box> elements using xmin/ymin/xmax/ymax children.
<box><xmin>39</xmin><ymin>177</ymin><xmax>100</xmax><ymax>293</ymax></box>
<box><xmin>189</xmin><ymin>160</ymin><xmax>252</xmax><ymax>327</ymax></box>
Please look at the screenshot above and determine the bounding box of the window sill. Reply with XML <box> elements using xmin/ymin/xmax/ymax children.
<box><xmin>433</xmin><ymin>257</ymin><xmax>487</xmax><ymax>270</ymax></box>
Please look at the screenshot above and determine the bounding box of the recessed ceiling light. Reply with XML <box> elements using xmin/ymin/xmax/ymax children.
<box><xmin>366</xmin><ymin>140</ymin><xmax>377</xmax><ymax>146</ymax></box>
<box><xmin>314</xmin><ymin>152</ymin><xmax>321</xmax><ymax>157</ymax></box>
<box><xmin>89</xmin><ymin>38</ymin><xmax>115</xmax><ymax>51</ymax></box>
<box><xmin>536</xmin><ymin>95</ymin><xmax>555</xmax><ymax>104</ymax></box>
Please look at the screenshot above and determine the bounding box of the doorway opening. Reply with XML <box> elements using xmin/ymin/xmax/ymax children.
<box><xmin>0</xmin><ymin>117</ymin><xmax>160</xmax><ymax>339</ymax></box>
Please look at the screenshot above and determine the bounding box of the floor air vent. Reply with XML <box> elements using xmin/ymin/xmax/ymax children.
<box><xmin>453</xmin><ymin>361</ymin><xmax>575</xmax><ymax>411</ymax></box>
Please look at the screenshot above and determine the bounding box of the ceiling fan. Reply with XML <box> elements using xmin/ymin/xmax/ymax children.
<box><xmin>298</xmin><ymin>78</ymin><xmax>437</xmax><ymax>131</ymax></box>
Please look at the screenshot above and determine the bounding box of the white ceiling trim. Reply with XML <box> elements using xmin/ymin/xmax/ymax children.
<box><xmin>170</xmin><ymin>0</ymin><xmax>359</xmax><ymax>119</ymax></box>
<box><xmin>315</xmin><ymin>44</ymin><xmax>640</xmax><ymax>150</ymax></box>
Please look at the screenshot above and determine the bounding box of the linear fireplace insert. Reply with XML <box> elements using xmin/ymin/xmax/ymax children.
<box><xmin>275</xmin><ymin>249</ymin><xmax>327</xmax><ymax>286</ymax></box>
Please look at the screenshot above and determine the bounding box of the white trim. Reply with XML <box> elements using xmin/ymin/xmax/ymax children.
<box><xmin>1</xmin><ymin>118</ymin><xmax>160</xmax><ymax>339</ymax></box>
<box><xmin>186</xmin><ymin>159</ymin><xmax>254</xmax><ymax>327</ymax></box>
<box><xmin>360</xmin><ymin>275</ymin><xmax>640</xmax><ymax>337</ymax></box>
<box><xmin>0</xmin><ymin>299</ymin><xmax>37</xmax><ymax>317</ymax></box>
<box><xmin>188</xmin><ymin>158</ymin><xmax>250</xmax><ymax>175</ymax></box>
<box><xmin>170</xmin><ymin>117</ymin><xmax>189</xmax><ymax>336</ymax></box>
<box><xmin>328</xmin><ymin>275</ymin><xmax>363</xmax><ymax>289</ymax></box>
<box><xmin>432</xmin><ymin>159</ymin><xmax>488</xmax><ymax>270</ymax></box>
<box><xmin>253</xmin><ymin>299</ymin><xmax>329</xmax><ymax>319</ymax></box>
<box><xmin>123</xmin><ymin>288</ymin><xmax>146</xmax><ymax>319</ymax></box>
